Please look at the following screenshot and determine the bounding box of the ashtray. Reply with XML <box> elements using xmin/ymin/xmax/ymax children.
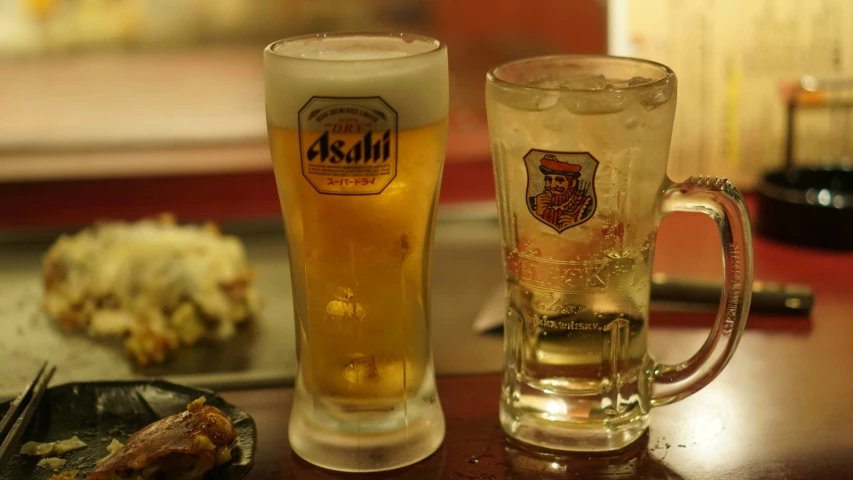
<box><xmin>756</xmin><ymin>165</ymin><xmax>853</xmax><ymax>250</ymax></box>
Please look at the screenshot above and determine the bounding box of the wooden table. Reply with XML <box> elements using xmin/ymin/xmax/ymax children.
<box><xmin>220</xmin><ymin>207</ymin><xmax>853</xmax><ymax>479</ymax></box>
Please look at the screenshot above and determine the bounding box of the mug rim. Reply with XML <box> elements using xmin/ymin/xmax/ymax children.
<box><xmin>487</xmin><ymin>54</ymin><xmax>675</xmax><ymax>93</ymax></box>
<box><xmin>265</xmin><ymin>32</ymin><xmax>444</xmax><ymax>63</ymax></box>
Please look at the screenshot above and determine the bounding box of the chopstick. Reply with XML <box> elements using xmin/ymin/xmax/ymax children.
<box><xmin>0</xmin><ymin>362</ymin><xmax>56</xmax><ymax>470</ymax></box>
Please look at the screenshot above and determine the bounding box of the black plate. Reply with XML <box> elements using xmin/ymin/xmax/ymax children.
<box><xmin>0</xmin><ymin>380</ymin><xmax>256</xmax><ymax>479</ymax></box>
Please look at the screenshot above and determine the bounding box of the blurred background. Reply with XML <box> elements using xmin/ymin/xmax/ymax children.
<box><xmin>0</xmin><ymin>0</ymin><xmax>608</xmax><ymax>228</ymax></box>
<box><xmin>0</xmin><ymin>0</ymin><xmax>850</xmax><ymax>228</ymax></box>
<box><xmin>0</xmin><ymin>0</ymin><xmax>850</xmax><ymax>391</ymax></box>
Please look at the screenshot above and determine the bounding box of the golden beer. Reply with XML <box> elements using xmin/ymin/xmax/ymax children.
<box><xmin>268</xmin><ymin>122</ymin><xmax>446</xmax><ymax>401</ymax></box>
<box><xmin>264</xmin><ymin>33</ymin><xmax>447</xmax><ymax>472</ymax></box>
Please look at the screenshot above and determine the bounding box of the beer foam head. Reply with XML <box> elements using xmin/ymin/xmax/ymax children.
<box><xmin>265</xmin><ymin>33</ymin><xmax>448</xmax><ymax>130</ymax></box>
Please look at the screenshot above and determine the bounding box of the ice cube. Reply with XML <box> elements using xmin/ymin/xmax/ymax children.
<box><xmin>640</xmin><ymin>84</ymin><xmax>674</xmax><ymax>110</ymax></box>
<box><xmin>592</xmin><ymin>76</ymin><xmax>658</xmax><ymax>90</ymax></box>
<box><xmin>559</xmin><ymin>74</ymin><xmax>609</xmax><ymax>91</ymax></box>
<box><xmin>561</xmin><ymin>90</ymin><xmax>626</xmax><ymax>115</ymax></box>
<box><xmin>525</xmin><ymin>74</ymin><xmax>562</xmax><ymax>89</ymax></box>
<box><xmin>629</xmin><ymin>76</ymin><xmax>654</xmax><ymax>86</ymax></box>
<box><xmin>495</xmin><ymin>87</ymin><xmax>560</xmax><ymax>111</ymax></box>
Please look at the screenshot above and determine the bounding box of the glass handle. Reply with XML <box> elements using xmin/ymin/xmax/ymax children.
<box><xmin>650</xmin><ymin>176</ymin><xmax>754</xmax><ymax>407</ymax></box>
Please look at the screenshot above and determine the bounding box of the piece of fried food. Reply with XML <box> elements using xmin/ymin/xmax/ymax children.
<box><xmin>42</xmin><ymin>214</ymin><xmax>262</xmax><ymax>364</ymax></box>
<box><xmin>21</xmin><ymin>435</ymin><xmax>88</xmax><ymax>456</ymax></box>
<box><xmin>87</xmin><ymin>397</ymin><xmax>237</xmax><ymax>480</ymax></box>
<box><xmin>50</xmin><ymin>471</ymin><xmax>78</xmax><ymax>480</ymax></box>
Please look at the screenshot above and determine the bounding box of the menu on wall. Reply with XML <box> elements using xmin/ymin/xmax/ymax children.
<box><xmin>609</xmin><ymin>0</ymin><xmax>853</xmax><ymax>188</ymax></box>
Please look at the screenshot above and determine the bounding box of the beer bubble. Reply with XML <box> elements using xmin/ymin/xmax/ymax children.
<box><xmin>399</xmin><ymin>234</ymin><xmax>411</xmax><ymax>260</ymax></box>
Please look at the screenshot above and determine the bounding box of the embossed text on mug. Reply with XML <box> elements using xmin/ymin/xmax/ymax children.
<box><xmin>507</xmin><ymin>252</ymin><xmax>609</xmax><ymax>293</ymax></box>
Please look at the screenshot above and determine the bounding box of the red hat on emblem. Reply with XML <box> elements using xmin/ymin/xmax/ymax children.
<box><xmin>539</xmin><ymin>154</ymin><xmax>582</xmax><ymax>176</ymax></box>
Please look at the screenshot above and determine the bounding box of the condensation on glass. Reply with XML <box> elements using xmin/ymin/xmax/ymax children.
<box><xmin>486</xmin><ymin>55</ymin><xmax>753</xmax><ymax>451</ymax></box>
<box><xmin>264</xmin><ymin>32</ymin><xmax>448</xmax><ymax>472</ymax></box>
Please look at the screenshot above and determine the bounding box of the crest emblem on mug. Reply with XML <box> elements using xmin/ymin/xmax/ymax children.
<box><xmin>524</xmin><ymin>150</ymin><xmax>598</xmax><ymax>233</ymax></box>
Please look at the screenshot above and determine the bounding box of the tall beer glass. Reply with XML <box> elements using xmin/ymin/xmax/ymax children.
<box><xmin>486</xmin><ymin>56</ymin><xmax>753</xmax><ymax>451</ymax></box>
<box><xmin>264</xmin><ymin>33</ymin><xmax>447</xmax><ymax>472</ymax></box>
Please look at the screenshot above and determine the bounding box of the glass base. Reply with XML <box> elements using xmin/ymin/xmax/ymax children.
<box><xmin>289</xmin><ymin>388</ymin><xmax>445</xmax><ymax>472</ymax></box>
<box><xmin>500</xmin><ymin>403</ymin><xmax>649</xmax><ymax>452</ymax></box>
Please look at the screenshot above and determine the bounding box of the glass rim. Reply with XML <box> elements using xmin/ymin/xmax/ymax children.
<box><xmin>486</xmin><ymin>54</ymin><xmax>675</xmax><ymax>93</ymax></box>
<box><xmin>264</xmin><ymin>32</ymin><xmax>444</xmax><ymax>62</ymax></box>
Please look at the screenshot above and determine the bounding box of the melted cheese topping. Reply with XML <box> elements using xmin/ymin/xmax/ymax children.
<box><xmin>42</xmin><ymin>215</ymin><xmax>262</xmax><ymax>364</ymax></box>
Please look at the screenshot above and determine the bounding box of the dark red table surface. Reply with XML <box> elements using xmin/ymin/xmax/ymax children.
<box><xmin>221</xmin><ymin>206</ymin><xmax>853</xmax><ymax>479</ymax></box>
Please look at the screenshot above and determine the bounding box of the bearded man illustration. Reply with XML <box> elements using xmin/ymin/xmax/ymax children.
<box><xmin>529</xmin><ymin>154</ymin><xmax>594</xmax><ymax>230</ymax></box>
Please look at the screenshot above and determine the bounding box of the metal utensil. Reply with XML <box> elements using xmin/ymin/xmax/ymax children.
<box><xmin>0</xmin><ymin>362</ymin><xmax>56</xmax><ymax>471</ymax></box>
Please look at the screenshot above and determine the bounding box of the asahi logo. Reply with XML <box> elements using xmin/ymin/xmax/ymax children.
<box><xmin>307</xmin><ymin>130</ymin><xmax>391</xmax><ymax>164</ymax></box>
<box><xmin>298</xmin><ymin>96</ymin><xmax>398</xmax><ymax>195</ymax></box>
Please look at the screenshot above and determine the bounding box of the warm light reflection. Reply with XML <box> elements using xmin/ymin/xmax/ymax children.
<box><xmin>544</xmin><ymin>399</ymin><xmax>568</xmax><ymax>416</ymax></box>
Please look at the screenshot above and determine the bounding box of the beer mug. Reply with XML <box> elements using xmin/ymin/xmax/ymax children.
<box><xmin>485</xmin><ymin>55</ymin><xmax>753</xmax><ymax>451</ymax></box>
<box><xmin>264</xmin><ymin>33</ymin><xmax>448</xmax><ymax>471</ymax></box>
